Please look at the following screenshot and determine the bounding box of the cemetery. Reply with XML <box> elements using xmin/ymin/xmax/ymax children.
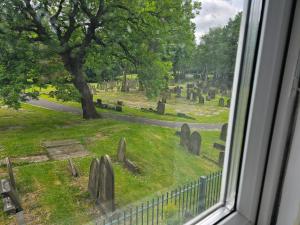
<box><xmin>0</xmin><ymin>102</ymin><xmax>226</xmax><ymax>224</ymax></box>
<box><xmin>0</xmin><ymin>0</ymin><xmax>240</xmax><ymax>224</ymax></box>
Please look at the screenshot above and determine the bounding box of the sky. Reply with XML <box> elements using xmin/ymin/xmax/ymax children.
<box><xmin>193</xmin><ymin>0</ymin><xmax>244</xmax><ymax>43</ymax></box>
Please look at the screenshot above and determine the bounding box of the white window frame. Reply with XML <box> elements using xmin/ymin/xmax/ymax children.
<box><xmin>185</xmin><ymin>0</ymin><xmax>296</xmax><ymax>224</ymax></box>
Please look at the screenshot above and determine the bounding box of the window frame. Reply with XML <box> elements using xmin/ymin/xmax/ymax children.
<box><xmin>185</xmin><ymin>0</ymin><xmax>296</xmax><ymax>224</ymax></box>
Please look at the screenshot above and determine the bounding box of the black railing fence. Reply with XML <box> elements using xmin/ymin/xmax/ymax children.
<box><xmin>95</xmin><ymin>171</ymin><xmax>222</xmax><ymax>225</ymax></box>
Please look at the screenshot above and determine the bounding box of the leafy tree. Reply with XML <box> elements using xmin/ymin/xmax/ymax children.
<box><xmin>192</xmin><ymin>12</ymin><xmax>242</xmax><ymax>89</ymax></box>
<box><xmin>0</xmin><ymin>0</ymin><xmax>199</xmax><ymax>118</ymax></box>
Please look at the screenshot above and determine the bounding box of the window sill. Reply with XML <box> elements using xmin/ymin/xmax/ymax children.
<box><xmin>184</xmin><ymin>205</ymin><xmax>252</xmax><ymax>225</ymax></box>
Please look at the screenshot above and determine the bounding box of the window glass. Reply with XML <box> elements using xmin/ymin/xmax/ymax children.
<box><xmin>0</xmin><ymin>0</ymin><xmax>243</xmax><ymax>224</ymax></box>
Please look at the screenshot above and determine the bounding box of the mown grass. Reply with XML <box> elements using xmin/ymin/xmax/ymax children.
<box><xmin>39</xmin><ymin>85</ymin><xmax>229</xmax><ymax>124</ymax></box>
<box><xmin>0</xmin><ymin>105</ymin><xmax>221</xmax><ymax>225</ymax></box>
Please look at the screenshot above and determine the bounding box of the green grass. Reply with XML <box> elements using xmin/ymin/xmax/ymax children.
<box><xmin>0</xmin><ymin>105</ymin><xmax>221</xmax><ymax>225</ymax></box>
<box><xmin>39</xmin><ymin>85</ymin><xmax>229</xmax><ymax>124</ymax></box>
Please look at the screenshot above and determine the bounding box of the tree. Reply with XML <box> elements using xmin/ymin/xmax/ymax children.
<box><xmin>192</xmin><ymin>12</ymin><xmax>242</xmax><ymax>89</ymax></box>
<box><xmin>0</xmin><ymin>0</ymin><xmax>200</xmax><ymax>118</ymax></box>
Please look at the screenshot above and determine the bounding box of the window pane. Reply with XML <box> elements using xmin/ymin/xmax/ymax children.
<box><xmin>0</xmin><ymin>0</ymin><xmax>249</xmax><ymax>224</ymax></box>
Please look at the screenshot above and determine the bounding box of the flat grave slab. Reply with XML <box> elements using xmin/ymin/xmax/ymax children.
<box><xmin>42</xmin><ymin>139</ymin><xmax>89</xmax><ymax>160</ymax></box>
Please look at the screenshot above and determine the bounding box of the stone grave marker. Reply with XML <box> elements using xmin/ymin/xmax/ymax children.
<box><xmin>68</xmin><ymin>159</ymin><xmax>79</xmax><ymax>177</ymax></box>
<box><xmin>0</xmin><ymin>179</ymin><xmax>22</xmax><ymax>214</ymax></box>
<box><xmin>219</xmin><ymin>98</ymin><xmax>225</xmax><ymax>107</ymax></box>
<box><xmin>199</xmin><ymin>95</ymin><xmax>205</xmax><ymax>104</ymax></box>
<box><xmin>157</xmin><ymin>101</ymin><xmax>165</xmax><ymax>115</ymax></box>
<box><xmin>226</xmin><ymin>99</ymin><xmax>231</xmax><ymax>108</ymax></box>
<box><xmin>180</xmin><ymin>124</ymin><xmax>191</xmax><ymax>148</ymax></box>
<box><xmin>97</xmin><ymin>155</ymin><xmax>115</xmax><ymax>213</ymax></box>
<box><xmin>206</xmin><ymin>95</ymin><xmax>211</xmax><ymax>101</ymax></box>
<box><xmin>176</xmin><ymin>86</ymin><xmax>182</xmax><ymax>97</ymax></box>
<box><xmin>88</xmin><ymin>158</ymin><xmax>100</xmax><ymax>199</ymax></box>
<box><xmin>42</xmin><ymin>139</ymin><xmax>89</xmax><ymax>160</ymax></box>
<box><xmin>213</xmin><ymin>143</ymin><xmax>225</xmax><ymax>151</ymax></box>
<box><xmin>220</xmin><ymin>123</ymin><xmax>228</xmax><ymax>142</ymax></box>
<box><xmin>6</xmin><ymin>157</ymin><xmax>16</xmax><ymax>190</ymax></box>
<box><xmin>117</xmin><ymin>137</ymin><xmax>126</xmax><ymax>162</ymax></box>
<box><xmin>218</xmin><ymin>151</ymin><xmax>225</xmax><ymax>167</ymax></box>
<box><xmin>192</xmin><ymin>91</ymin><xmax>198</xmax><ymax>101</ymax></box>
<box><xmin>188</xmin><ymin>131</ymin><xmax>201</xmax><ymax>155</ymax></box>
<box><xmin>124</xmin><ymin>159</ymin><xmax>140</xmax><ymax>174</ymax></box>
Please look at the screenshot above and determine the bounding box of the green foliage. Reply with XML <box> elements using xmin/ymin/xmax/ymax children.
<box><xmin>192</xmin><ymin>12</ymin><xmax>242</xmax><ymax>89</ymax></box>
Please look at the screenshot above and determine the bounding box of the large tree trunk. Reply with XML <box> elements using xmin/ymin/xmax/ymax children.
<box><xmin>62</xmin><ymin>55</ymin><xmax>99</xmax><ymax>119</ymax></box>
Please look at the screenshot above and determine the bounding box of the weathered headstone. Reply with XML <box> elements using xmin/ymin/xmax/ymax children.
<box><xmin>175</xmin><ymin>86</ymin><xmax>182</xmax><ymax>97</ymax></box>
<box><xmin>68</xmin><ymin>159</ymin><xmax>79</xmax><ymax>177</ymax></box>
<box><xmin>220</xmin><ymin>123</ymin><xmax>228</xmax><ymax>142</ymax></box>
<box><xmin>117</xmin><ymin>101</ymin><xmax>123</xmax><ymax>106</ymax></box>
<box><xmin>6</xmin><ymin>158</ymin><xmax>16</xmax><ymax>190</ymax></box>
<box><xmin>208</xmin><ymin>90</ymin><xmax>216</xmax><ymax>99</ymax></box>
<box><xmin>180</xmin><ymin>124</ymin><xmax>191</xmax><ymax>148</ymax></box>
<box><xmin>192</xmin><ymin>91</ymin><xmax>198</xmax><ymax>101</ymax></box>
<box><xmin>88</xmin><ymin>158</ymin><xmax>100</xmax><ymax>199</ymax></box>
<box><xmin>218</xmin><ymin>151</ymin><xmax>225</xmax><ymax>167</ymax></box>
<box><xmin>96</xmin><ymin>99</ymin><xmax>102</xmax><ymax>107</ymax></box>
<box><xmin>206</xmin><ymin>95</ymin><xmax>211</xmax><ymax>101</ymax></box>
<box><xmin>186</xmin><ymin>89</ymin><xmax>191</xmax><ymax>100</ymax></box>
<box><xmin>157</xmin><ymin>101</ymin><xmax>165</xmax><ymax>115</ymax></box>
<box><xmin>199</xmin><ymin>95</ymin><xmax>205</xmax><ymax>104</ymax></box>
<box><xmin>124</xmin><ymin>159</ymin><xmax>140</xmax><ymax>174</ymax></box>
<box><xmin>219</xmin><ymin>98</ymin><xmax>225</xmax><ymax>107</ymax></box>
<box><xmin>97</xmin><ymin>155</ymin><xmax>115</xmax><ymax>213</ymax></box>
<box><xmin>117</xmin><ymin>137</ymin><xmax>126</xmax><ymax>162</ymax></box>
<box><xmin>0</xmin><ymin>179</ymin><xmax>22</xmax><ymax>214</ymax></box>
<box><xmin>188</xmin><ymin>131</ymin><xmax>201</xmax><ymax>155</ymax></box>
<box><xmin>116</xmin><ymin>106</ymin><xmax>122</xmax><ymax>112</ymax></box>
<box><xmin>226</xmin><ymin>99</ymin><xmax>231</xmax><ymax>108</ymax></box>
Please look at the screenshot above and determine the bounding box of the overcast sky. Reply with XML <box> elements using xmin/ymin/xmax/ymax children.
<box><xmin>193</xmin><ymin>0</ymin><xmax>243</xmax><ymax>43</ymax></box>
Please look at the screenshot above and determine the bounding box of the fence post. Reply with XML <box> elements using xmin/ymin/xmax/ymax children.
<box><xmin>198</xmin><ymin>176</ymin><xmax>207</xmax><ymax>213</ymax></box>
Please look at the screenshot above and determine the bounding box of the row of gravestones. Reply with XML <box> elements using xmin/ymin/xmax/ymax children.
<box><xmin>218</xmin><ymin>98</ymin><xmax>231</xmax><ymax>108</ymax></box>
<box><xmin>88</xmin><ymin>138</ymin><xmax>140</xmax><ymax>214</ymax></box>
<box><xmin>95</xmin><ymin>99</ymin><xmax>123</xmax><ymax>112</ymax></box>
<box><xmin>0</xmin><ymin>158</ymin><xmax>25</xmax><ymax>224</ymax></box>
<box><xmin>180</xmin><ymin>124</ymin><xmax>202</xmax><ymax>155</ymax></box>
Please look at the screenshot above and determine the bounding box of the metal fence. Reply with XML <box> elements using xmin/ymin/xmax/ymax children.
<box><xmin>95</xmin><ymin>171</ymin><xmax>222</xmax><ymax>225</ymax></box>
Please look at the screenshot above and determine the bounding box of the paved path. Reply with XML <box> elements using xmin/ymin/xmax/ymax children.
<box><xmin>28</xmin><ymin>99</ymin><xmax>222</xmax><ymax>130</ymax></box>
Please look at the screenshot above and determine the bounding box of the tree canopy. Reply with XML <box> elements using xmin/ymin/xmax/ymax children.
<box><xmin>0</xmin><ymin>0</ymin><xmax>200</xmax><ymax>118</ymax></box>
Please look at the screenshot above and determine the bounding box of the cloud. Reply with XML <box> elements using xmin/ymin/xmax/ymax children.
<box><xmin>192</xmin><ymin>0</ymin><xmax>243</xmax><ymax>43</ymax></box>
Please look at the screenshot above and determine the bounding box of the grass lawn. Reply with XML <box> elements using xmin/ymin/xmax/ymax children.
<box><xmin>37</xmin><ymin>85</ymin><xmax>229</xmax><ymax>124</ymax></box>
<box><xmin>0</xmin><ymin>105</ymin><xmax>221</xmax><ymax>225</ymax></box>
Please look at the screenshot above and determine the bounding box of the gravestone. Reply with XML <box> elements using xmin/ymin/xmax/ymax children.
<box><xmin>199</xmin><ymin>95</ymin><xmax>205</xmax><ymax>104</ymax></box>
<box><xmin>88</xmin><ymin>158</ymin><xmax>100</xmax><ymax>199</ymax></box>
<box><xmin>192</xmin><ymin>91</ymin><xmax>198</xmax><ymax>101</ymax></box>
<box><xmin>226</xmin><ymin>99</ymin><xmax>231</xmax><ymax>108</ymax></box>
<box><xmin>175</xmin><ymin>86</ymin><xmax>182</xmax><ymax>97</ymax></box>
<box><xmin>97</xmin><ymin>155</ymin><xmax>115</xmax><ymax>213</ymax></box>
<box><xmin>186</xmin><ymin>89</ymin><xmax>191</xmax><ymax>100</ymax></box>
<box><xmin>0</xmin><ymin>179</ymin><xmax>22</xmax><ymax>214</ymax></box>
<box><xmin>219</xmin><ymin>98</ymin><xmax>225</xmax><ymax>107</ymax></box>
<box><xmin>117</xmin><ymin>137</ymin><xmax>126</xmax><ymax>162</ymax></box>
<box><xmin>124</xmin><ymin>159</ymin><xmax>140</xmax><ymax>174</ymax></box>
<box><xmin>218</xmin><ymin>151</ymin><xmax>225</xmax><ymax>167</ymax></box>
<box><xmin>206</xmin><ymin>95</ymin><xmax>211</xmax><ymax>101</ymax></box>
<box><xmin>180</xmin><ymin>124</ymin><xmax>191</xmax><ymax>148</ymax></box>
<box><xmin>188</xmin><ymin>131</ymin><xmax>201</xmax><ymax>155</ymax></box>
<box><xmin>116</xmin><ymin>106</ymin><xmax>122</xmax><ymax>112</ymax></box>
<box><xmin>220</xmin><ymin>123</ymin><xmax>228</xmax><ymax>142</ymax></box>
<box><xmin>213</xmin><ymin>143</ymin><xmax>225</xmax><ymax>151</ymax></box>
<box><xmin>96</xmin><ymin>99</ymin><xmax>102</xmax><ymax>107</ymax></box>
<box><xmin>6</xmin><ymin>158</ymin><xmax>16</xmax><ymax>190</ymax></box>
<box><xmin>157</xmin><ymin>101</ymin><xmax>165</xmax><ymax>115</ymax></box>
<box><xmin>162</xmin><ymin>95</ymin><xmax>167</xmax><ymax>104</ymax></box>
<box><xmin>208</xmin><ymin>90</ymin><xmax>216</xmax><ymax>99</ymax></box>
<box><xmin>117</xmin><ymin>101</ymin><xmax>123</xmax><ymax>106</ymax></box>
<box><xmin>68</xmin><ymin>159</ymin><xmax>79</xmax><ymax>177</ymax></box>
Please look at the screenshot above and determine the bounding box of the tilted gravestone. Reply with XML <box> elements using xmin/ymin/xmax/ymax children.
<box><xmin>88</xmin><ymin>158</ymin><xmax>101</xmax><ymax>199</ymax></box>
<box><xmin>97</xmin><ymin>155</ymin><xmax>115</xmax><ymax>213</ymax></box>
<box><xmin>68</xmin><ymin>159</ymin><xmax>79</xmax><ymax>177</ymax></box>
<box><xmin>157</xmin><ymin>101</ymin><xmax>165</xmax><ymax>115</ymax></box>
<box><xmin>188</xmin><ymin>131</ymin><xmax>202</xmax><ymax>155</ymax></box>
<box><xmin>124</xmin><ymin>159</ymin><xmax>140</xmax><ymax>174</ymax></box>
<box><xmin>117</xmin><ymin>137</ymin><xmax>126</xmax><ymax>162</ymax></box>
<box><xmin>180</xmin><ymin>124</ymin><xmax>191</xmax><ymax>148</ymax></box>
<box><xmin>219</xmin><ymin>98</ymin><xmax>225</xmax><ymax>107</ymax></box>
<box><xmin>6</xmin><ymin>157</ymin><xmax>16</xmax><ymax>190</ymax></box>
<box><xmin>220</xmin><ymin>123</ymin><xmax>228</xmax><ymax>142</ymax></box>
<box><xmin>199</xmin><ymin>95</ymin><xmax>205</xmax><ymax>104</ymax></box>
<box><xmin>0</xmin><ymin>179</ymin><xmax>22</xmax><ymax>214</ymax></box>
<box><xmin>192</xmin><ymin>91</ymin><xmax>198</xmax><ymax>101</ymax></box>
